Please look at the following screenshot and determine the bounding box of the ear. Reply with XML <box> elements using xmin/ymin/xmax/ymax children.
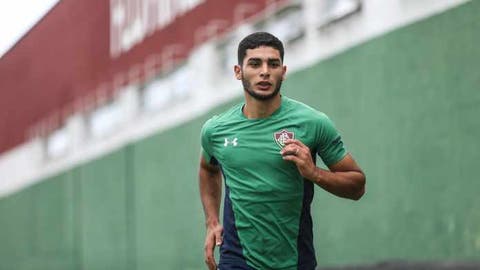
<box><xmin>234</xmin><ymin>65</ymin><xmax>242</xmax><ymax>80</ymax></box>
<box><xmin>281</xmin><ymin>65</ymin><xmax>287</xmax><ymax>81</ymax></box>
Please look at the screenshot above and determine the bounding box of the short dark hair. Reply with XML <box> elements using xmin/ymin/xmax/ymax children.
<box><xmin>237</xmin><ymin>32</ymin><xmax>284</xmax><ymax>65</ymax></box>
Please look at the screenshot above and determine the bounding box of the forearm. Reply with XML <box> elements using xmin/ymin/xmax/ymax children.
<box><xmin>199</xmin><ymin>168</ymin><xmax>223</xmax><ymax>227</ymax></box>
<box><xmin>199</xmin><ymin>159</ymin><xmax>224</xmax><ymax>270</ymax></box>
<box><xmin>311</xmin><ymin>167</ymin><xmax>365</xmax><ymax>200</ymax></box>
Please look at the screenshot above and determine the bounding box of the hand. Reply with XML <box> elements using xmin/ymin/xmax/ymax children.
<box><xmin>204</xmin><ymin>223</ymin><xmax>223</xmax><ymax>270</ymax></box>
<box><xmin>280</xmin><ymin>139</ymin><xmax>317</xmax><ymax>180</ymax></box>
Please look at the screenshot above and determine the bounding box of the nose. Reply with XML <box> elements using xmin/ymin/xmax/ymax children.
<box><xmin>260</xmin><ymin>63</ymin><xmax>270</xmax><ymax>77</ymax></box>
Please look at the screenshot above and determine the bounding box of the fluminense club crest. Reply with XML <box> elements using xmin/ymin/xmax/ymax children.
<box><xmin>274</xmin><ymin>129</ymin><xmax>295</xmax><ymax>148</ymax></box>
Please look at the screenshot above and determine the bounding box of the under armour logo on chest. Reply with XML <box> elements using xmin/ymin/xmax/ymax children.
<box><xmin>224</xmin><ymin>138</ymin><xmax>238</xmax><ymax>147</ymax></box>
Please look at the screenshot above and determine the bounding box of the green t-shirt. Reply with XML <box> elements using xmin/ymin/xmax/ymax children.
<box><xmin>201</xmin><ymin>96</ymin><xmax>347</xmax><ymax>270</ymax></box>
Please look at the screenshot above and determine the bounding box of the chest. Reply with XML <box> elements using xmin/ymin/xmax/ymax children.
<box><xmin>211</xmin><ymin>121</ymin><xmax>316</xmax><ymax>169</ymax></box>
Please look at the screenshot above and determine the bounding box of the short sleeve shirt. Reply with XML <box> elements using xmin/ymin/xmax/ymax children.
<box><xmin>200</xmin><ymin>96</ymin><xmax>347</xmax><ymax>270</ymax></box>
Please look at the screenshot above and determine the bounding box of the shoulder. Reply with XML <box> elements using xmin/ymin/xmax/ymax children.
<box><xmin>283</xmin><ymin>96</ymin><xmax>330</xmax><ymax>123</ymax></box>
<box><xmin>283</xmin><ymin>96</ymin><xmax>339</xmax><ymax>141</ymax></box>
<box><xmin>201</xmin><ymin>103</ymin><xmax>243</xmax><ymax>134</ymax></box>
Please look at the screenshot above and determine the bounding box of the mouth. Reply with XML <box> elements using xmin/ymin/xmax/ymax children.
<box><xmin>256</xmin><ymin>81</ymin><xmax>272</xmax><ymax>90</ymax></box>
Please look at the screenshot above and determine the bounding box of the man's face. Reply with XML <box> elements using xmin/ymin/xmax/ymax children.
<box><xmin>235</xmin><ymin>46</ymin><xmax>287</xmax><ymax>101</ymax></box>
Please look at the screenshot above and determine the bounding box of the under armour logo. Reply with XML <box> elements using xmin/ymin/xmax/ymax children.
<box><xmin>224</xmin><ymin>138</ymin><xmax>238</xmax><ymax>147</ymax></box>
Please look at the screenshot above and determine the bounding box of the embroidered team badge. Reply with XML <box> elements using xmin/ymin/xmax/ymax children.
<box><xmin>274</xmin><ymin>129</ymin><xmax>295</xmax><ymax>148</ymax></box>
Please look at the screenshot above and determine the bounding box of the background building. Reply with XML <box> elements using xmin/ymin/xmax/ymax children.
<box><xmin>0</xmin><ymin>0</ymin><xmax>479</xmax><ymax>269</ymax></box>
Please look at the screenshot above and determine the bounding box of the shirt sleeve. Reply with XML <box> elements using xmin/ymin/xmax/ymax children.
<box><xmin>316</xmin><ymin>113</ymin><xmax>347</xmax><ymax>166</ymax></box>
<box><xmin>200</xmin><ymin>117</ymin><xmax>216</xmax><ymax>164</ymax></box>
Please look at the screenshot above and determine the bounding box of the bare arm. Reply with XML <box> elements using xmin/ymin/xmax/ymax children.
<box><xmin>281</xmin><ymin>139</ymin><xmax>366</xmax><ymax>200</ymax></box>
<box><xmin>198</xmin><ymin>155</ymin><xmax>223</xmax><ymax>270</ymax></box>
<box><xmin>312</xmin><ymin>154</ymin><xmax>365</xmax><ymax>200</ymax></box>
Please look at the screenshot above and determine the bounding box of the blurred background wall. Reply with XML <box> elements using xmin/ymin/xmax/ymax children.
<box><xmin>0</xmin><ymin>0</ymin><xmax>479</xmax><ymax>269</ymax></box>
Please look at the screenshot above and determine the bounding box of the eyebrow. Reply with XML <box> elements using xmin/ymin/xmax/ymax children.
<box><xmin>247</xmin><ymin>57</ymin><xmax>281</xmax><ymax>63</ymax></box>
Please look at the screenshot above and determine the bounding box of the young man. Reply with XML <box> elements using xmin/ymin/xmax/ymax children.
<box><xmin>199</xmin><ymin>32</ymin><xmax>365</xmax><ymax>270</ymax></box>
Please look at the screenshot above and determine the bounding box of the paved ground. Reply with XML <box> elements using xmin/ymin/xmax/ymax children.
<box><xmin>318</xmin><ymin>261</ymin><xmax>480</xmax><ymax>270</ymax></box>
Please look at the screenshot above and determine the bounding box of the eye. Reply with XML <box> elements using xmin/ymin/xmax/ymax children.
<box><xmin>248</xmin><ymin>61</ymin><xmax>260</xmax><ymax>67</ymax></box>
<box><xmin>269</xmin><ymin>61</ymin><xmax>281</xmax><ymax>68</ymax></box>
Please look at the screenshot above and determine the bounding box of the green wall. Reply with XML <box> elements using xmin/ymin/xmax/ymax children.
<box><xmin>286</xmin><ymin>2</ymin><xmax>480</xmax><ymax>265</ymax></box>
<box><xmin>0</xmin><ymin>2</ymin><xmax>479</xmax><ymax>269</ymax></box>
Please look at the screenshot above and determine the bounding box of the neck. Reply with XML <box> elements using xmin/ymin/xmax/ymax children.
<box><xmin>242</xmin><ymin>94</ymin><xmax>282</xmax><ymax>119</ymax></box>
